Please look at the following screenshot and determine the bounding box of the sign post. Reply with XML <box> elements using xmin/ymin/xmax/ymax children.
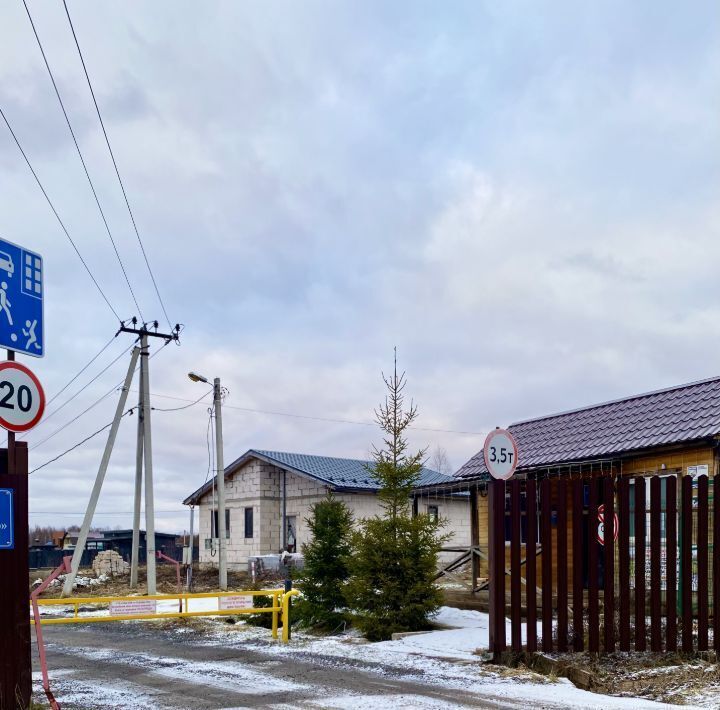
<box><xmin>0</xmin><ymin>443</ymin><xmax>30</xmax><ymax>709</ymax></box>
<box><xmin>485</xmin><ymin>427</ymin><xmax>519</xmax><ymax>659</ymax></box>
<box><xmin>0</xmin><ymin>237</ymin><xmax>44</xmax><ymax>708</ymax></box>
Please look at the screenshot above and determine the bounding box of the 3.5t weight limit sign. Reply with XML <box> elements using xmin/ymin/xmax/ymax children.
<box><xmin>483</xmin><ymin>428</ymin><xmax>519</xmax><ymax>480</ymax></box>
<box><xmin>0</xmin><ymin>361</ymin><xmax>45</xmax><ymax>433</ymax></box>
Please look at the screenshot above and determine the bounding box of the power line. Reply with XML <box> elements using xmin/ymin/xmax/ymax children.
<box><xmin>45</xmin><ymin>336</ymin><xmax>117</xmax><ymax>407</ymax></box>
<box><xmin>151</xmin><ymin>389</ymin><xmax>212</xmax><ymax>412</ymax></box>
<box><xmin>1</xmin><ymin>336</ymin><xmax>124</xmax><ymax>448</ymax></box>
<box><xmin>22</xmin><ymin>0</ymin><xmax>144</xmax><ymax>321</ymax></box>
<box><xmin>30</xmin><ymin>339</ymin><xmax>171</xmax><ymax>451</ymax></box>
<box><xmin>0</xmin><ymin>105</ymin><xmax>121</xmax><ymax>321</ymax></box>
<box><xmin>62</xmin><ymin>0</ymin><xmax>172</xmax><ymax>330</ymax></box>
<box><xmin>21</xmin><ymin>342</ymin><xmax>135</xmax><ymax>438</ymax></box>
<box><xmin>29</xmin><ymin>410</ymin><xmax>132</xmax><ymax>474</ymax></box>
<box><xmin>140</xmin><ymin>391</ymin><xmax>486</xmax><ymax>436</ymax></box>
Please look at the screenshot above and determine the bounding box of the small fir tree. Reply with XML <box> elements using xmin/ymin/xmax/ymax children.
<box><xmin>295</xmin><ymin>493</ymin><xmax>353</xmax><ymax>630</ymax></box>
<box><xmin>345</xmin><ymin>351</ymin><xmax>446</xmax><ymax>641</ymax></box>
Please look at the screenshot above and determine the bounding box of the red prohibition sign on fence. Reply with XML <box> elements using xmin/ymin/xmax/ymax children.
<box><xmin>597</xmin><ymin>503</ymin><xmax>619</xmax><ymax>546</ymax></box>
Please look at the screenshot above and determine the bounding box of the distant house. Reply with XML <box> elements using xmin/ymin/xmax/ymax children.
<box><xmin>102</xmin><ymin>530</ymin><xmax>181</xmax><ymax>564</ymax></box>
<box><xmin>183</xmin><ymin>449</ymin><xmax>470</xmax><ymax>569</ymax></box>
<box><xmin>62</xmin><ymin>531</ymin><xmax>105</xmax><ymax>551</ymax></box>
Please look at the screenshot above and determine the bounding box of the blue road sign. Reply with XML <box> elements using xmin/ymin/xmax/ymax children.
<box><xmin>0</xmin><ymin>237</ymin><xmax>43</xmax><ymax>357</ymax></box>
<box><xmin>0</xmin><ymin>488</ymin><xmax>13</xmax><ymax>550</ymax></box>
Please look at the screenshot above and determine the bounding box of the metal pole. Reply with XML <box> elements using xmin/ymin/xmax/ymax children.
<box><xmin>130</xmin><ymin>361</ymin><xmax>144</xmax><ymax>588</ymax></box>
<box><xmin>141</xmin><ymin>333</ymin><xmax>157</xmax><ymax>595</ymax></box>
<box><xmin>214</xmin><ymin>377</ymin><xmax>227</xmax><ymax>590</ymax></box>
<box><xmin>187</xmin><ymin>505</ymin><xmax>194</xmax><ymax>590</ymax></box>
<box><xmin>62</xmin><ymin>347</ymin><xmax>140</xmax><ymax>596</ymax></box>
<box><xmin>282</xmin><ymin>469</ymin><xmax>287</xmax><ymax>550</ymax></box>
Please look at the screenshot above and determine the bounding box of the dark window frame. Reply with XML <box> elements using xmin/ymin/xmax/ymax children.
<box><xmin>211</xmin><ymin>508</ymin><xmax>231</xmax><ymax>539</ymax></box>
<box><xmin>244</xmin><ymin>507</ymin><xmax>254</xmax><ymax>539</ymax></box>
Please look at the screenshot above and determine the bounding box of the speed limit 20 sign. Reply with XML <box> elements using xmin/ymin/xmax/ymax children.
<box><xmin>0</xmin><ymin>361</ymin><xmax>45</xmax><ymax>432</ymax></box>
<box><xmin>483</xmin><ymin>428</ymin><xmax>519</xmax><ymax>480</ymax></box>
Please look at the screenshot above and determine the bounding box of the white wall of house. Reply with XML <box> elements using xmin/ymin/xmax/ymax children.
<box><xmin>195</xmin><ymin>458</ymin><xmax>470</xmax><ymax>569</ymax></box>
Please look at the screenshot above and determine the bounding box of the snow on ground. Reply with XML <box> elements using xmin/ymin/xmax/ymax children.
<box><xmin>33</xmin><ymin>668</ymin><xmax>161</xmax><ymax>710</ymax></box>
<box><xmin>48</xmin><ymin>644</ymin><xmax>309</xmax><ymax>695</ymax></box>
<box><xmin>194</xmin><ymin>608</ymin><xmax>693</xmax><ymax>709</ymax></box>
<box><xmin>301</xmin><ymin>694</ymin><xmax>474</xmax><ymax>709</ymax></box>
<box><xmin>34</xmin><ymin>603</ymin><xmax>701</xmax><ymax>709</ymax></box>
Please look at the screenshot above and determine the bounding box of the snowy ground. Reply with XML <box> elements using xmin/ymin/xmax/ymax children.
<box><xmin>32</xmin><ymin>605</ymin><xmax>697</xmax><ymax>709</ymax></box>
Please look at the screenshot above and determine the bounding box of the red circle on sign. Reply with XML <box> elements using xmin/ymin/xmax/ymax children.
<box><xmin>0</xmin><ymin>361</ymin><xmax>45</xmax><ymax>432</ymax></box>
<box><xmin>597</xmin><ymin>503</ymin><xmax>619</xmax><ymax>545</ymax></box>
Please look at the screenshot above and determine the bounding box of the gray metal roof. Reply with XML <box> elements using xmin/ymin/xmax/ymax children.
<box><xmin>456</xmin><ymin>376</ymin><xmax>720</xmax><ymax>480</ymax></box>
<box><xmin>184</xmin><ymin>449</ymin><xmax>453</xmax><ymax>504</ymax></box>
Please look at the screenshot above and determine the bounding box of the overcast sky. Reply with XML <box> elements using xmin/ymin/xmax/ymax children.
<box><xmin>1</xmin><ymin>1</ymin><xmax>718</xmax><ymax>534</ymax></box>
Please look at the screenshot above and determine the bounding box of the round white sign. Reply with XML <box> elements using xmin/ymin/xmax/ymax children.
<box><xmin>483</xmin><ymin>428</ymin><xmax>519</xmax><ymax>480</ymax></box>
<box><xmin>0</xmin><ymin>361</ymin><xmax>45</xmax><ymax>433</ymax></box>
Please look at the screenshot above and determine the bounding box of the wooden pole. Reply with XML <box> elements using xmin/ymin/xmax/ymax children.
<box><xmin>488</xmin><ymin>477</ymin><xmax>506</xmax><ymax>658</ymax></box>
<box><xmin>470</xmin><ymin>484</ymin><xmax>479</xmax><ymax>592</ymax></box>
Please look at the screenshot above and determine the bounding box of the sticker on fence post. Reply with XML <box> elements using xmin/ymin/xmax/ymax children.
<box><xmin>483</xmin><ymin>428</ymin><xmax>519</xmax><ymax>480</ymax></box>
<box><xmin>219</xmin><ymin>595</ymin><xmax>253</xmax><ymax>611</ymax></box>
<box><xmin>109</xmin><ymin>599</ymin><xmax>157</xmax><ymax>616</ymax></box>
<box><xmin>597</xmin><ymin>503</ymin><xmax>619</xmax><ymax>546</ymax></box>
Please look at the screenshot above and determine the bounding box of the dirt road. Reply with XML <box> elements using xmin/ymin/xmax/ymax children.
<box><xmin>33</xmin><ymin>621</ymin><xmax>529</xmax><ymax>709</ymax></box>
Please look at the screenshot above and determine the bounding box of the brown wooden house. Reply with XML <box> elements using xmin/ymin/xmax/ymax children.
<box><xmin>430</xmin><ymin>375</ymin><xmax>720</xmax><ymax>593</ymax></box>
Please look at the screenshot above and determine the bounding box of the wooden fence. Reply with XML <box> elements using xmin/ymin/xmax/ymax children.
<box><xmin>488</xmin><ymin>474</ymin><xmax>718</xmax><ymax>655</ymax></box>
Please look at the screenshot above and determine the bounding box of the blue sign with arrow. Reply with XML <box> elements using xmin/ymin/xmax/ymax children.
<box><xmin>0</xmin><ymin>488</ymin><xmax>13</xmax><ymax>550</ymax></box>
<box><xmin>0</xmin><ymin>237</ymin><xmax>43</xmax><ymax>358</ymax></box>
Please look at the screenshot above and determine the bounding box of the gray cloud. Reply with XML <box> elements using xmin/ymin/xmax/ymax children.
<box><xmin>1</xmin><ymin>0</ymin><xmax>718</xmax><ymax>533</ymax></box>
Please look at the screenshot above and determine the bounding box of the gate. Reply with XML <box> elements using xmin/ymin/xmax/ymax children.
<box><xmin>488</xmin><ymin>473</ymin><xmax>717</xmax><ymax>656</ymax></box>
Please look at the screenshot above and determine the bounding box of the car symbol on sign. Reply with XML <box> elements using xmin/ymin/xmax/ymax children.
<box><xmin>0</xmin><ymin>252</ymin><xmax>14</xmax><ymax>278</ymax></box>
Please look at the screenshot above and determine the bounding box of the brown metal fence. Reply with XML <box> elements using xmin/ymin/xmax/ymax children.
<box><xmin>488</xmin><ymin>473</ymin><xmax>717</xmax><ymax>656</ymax></box>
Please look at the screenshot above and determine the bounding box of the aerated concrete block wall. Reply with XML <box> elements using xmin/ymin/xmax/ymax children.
<box><xmin>196</xmin><ymin>459</ymin><xmax>471</xmax><ymax>569</ymax></box>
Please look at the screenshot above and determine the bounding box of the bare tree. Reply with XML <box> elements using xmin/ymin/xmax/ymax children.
<box><xmin>430</xmin><ymin>446</ymin><xmax>453</xmax><ymax>476</ymax></box>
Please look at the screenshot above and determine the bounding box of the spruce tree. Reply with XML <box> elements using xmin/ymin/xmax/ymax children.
<box><xmin>345</xmin><ymin>352</ymin><xmax>446</xmax><ymax>641</ymax></box>
<box><xmin>295</xmin><ymin>493</ymin><xmax>353</xmax><ymax>630</ymax></box>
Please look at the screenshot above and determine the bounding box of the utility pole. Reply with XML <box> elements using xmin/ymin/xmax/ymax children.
<box><xmin>187</xmin><ymin>505</ymin><xmax>194</xmax><ymax>590</ymax></box>
<box><xmin>140</xmin><ymin>332</ymin><xmax>157</xmax><ymax>594</ymax></box>
<box><xmin>189</xmin><ymin>371</ymin><xmax>226</xmax><ymax>590</ymax></box>
<box><xmin>130</xmin><ymin>360</ymin><xmax>144</xmax><ymax>588</ymax></box>
<box><xmin>62</xmin><ymin>321</ymin><xmax>179</xmax><ymax>597</ymax></box>
<box><xmin>214</xmin><ymin>377</ymin><xmax>227</xmax><ymax>590</ymax></box>
<box><xmin>119</xmin><ymin>320</ymin><xmax>180</xmax><ymax>595</ymax></box>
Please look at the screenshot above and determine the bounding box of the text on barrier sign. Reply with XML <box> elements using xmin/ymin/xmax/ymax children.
<box><xmin>219</xmin><ymin>595</ymin><xmax>253</xmax><ymax>611</ymax></box>
<box><xmin>109</xmin><ymin>599</ymin><xmax>157</xmax><ymax>616</ymax></box>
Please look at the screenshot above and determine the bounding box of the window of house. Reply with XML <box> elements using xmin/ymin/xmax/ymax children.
<box><xmin>244</xmin><ymin>507</ymin><xmax>254</xmax><ymax>538</ymax></box>
<box><xmin>211</xmin><ymin>508</ymin><xmax>231</xmax><ymax>539</ymax></box>
<box><xmin>427</xmin><ymin>505</ymin><xmax>439</xmax><ymax>522</ymax></box>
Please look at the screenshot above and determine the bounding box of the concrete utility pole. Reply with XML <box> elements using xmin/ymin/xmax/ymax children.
<box><xmin>119</xmin><ymin>320</ymin><xmax>180</xmax><ymax>595</ymax></box>
<box><xmin>214</xmin><ymin>377</ymin><xmax>227</xmax><ymax>590</ymax></box>
<box><xmin>63</xmin><ymin>347</ymin><xmax>140</xmax><ymax>596</ymax></box>
<box><xmin>187</xmin><ymin>505</ymin><xmax>194</xmax><ymax>590</ymax></box>
<box><xmin>130</xmin><ymin>361</ymin><xmax>144</xmax><ymax>588</ymax></box>
<box><xmin>140</xmin><ymin>332</ymin><xmax>157</xmax><ymax>594</ymax></box>
<box><xmin>189</xmin><ymin>371</ymin><xmax>227</xmax><ymax>590</ymax></box>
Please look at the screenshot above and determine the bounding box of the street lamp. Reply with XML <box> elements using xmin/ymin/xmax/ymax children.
<box><xmin>188</xmin><ymin>370</ymin><xmax>227</xmax><ymax>590</ymax></box>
